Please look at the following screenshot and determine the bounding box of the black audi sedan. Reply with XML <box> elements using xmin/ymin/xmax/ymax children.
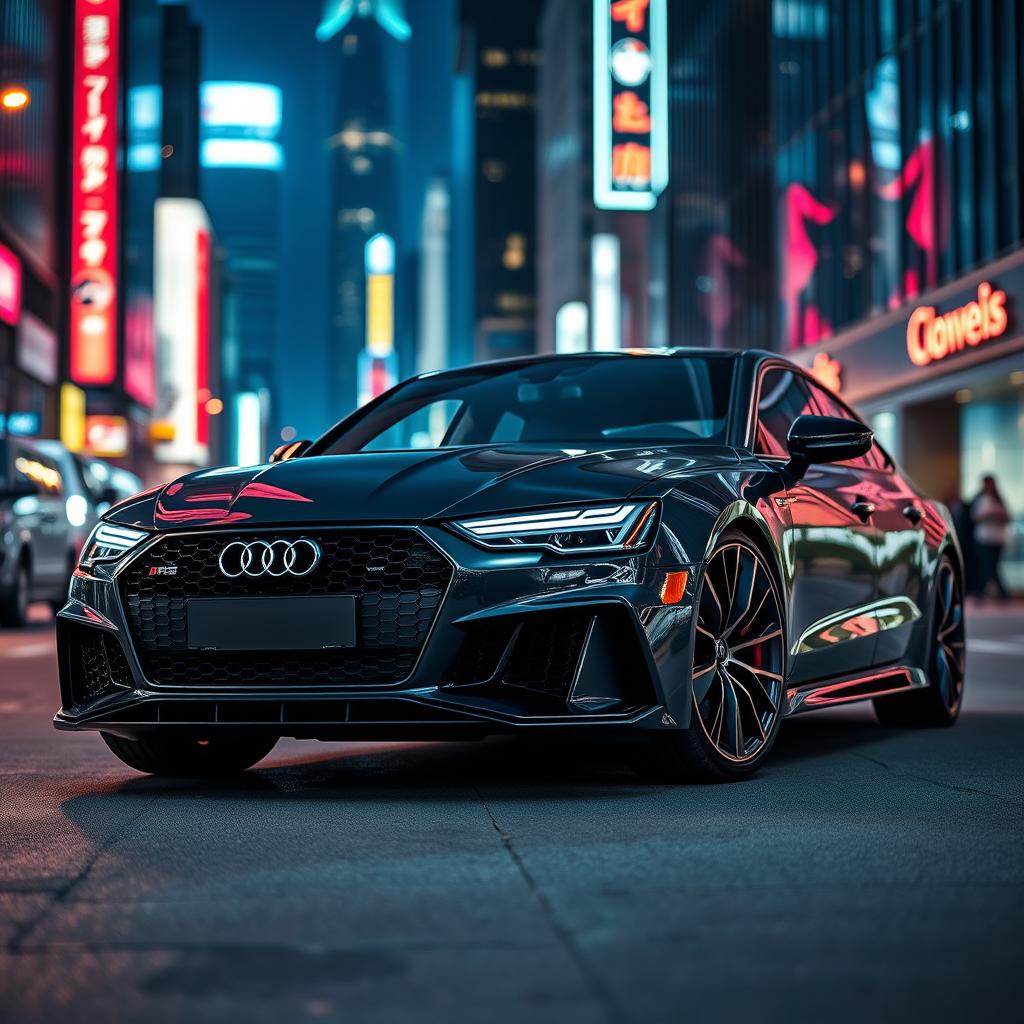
<box><xmin>55</xmin><ymin>350</ymin><xmax>965</xmax><ymax>780</ymax></box>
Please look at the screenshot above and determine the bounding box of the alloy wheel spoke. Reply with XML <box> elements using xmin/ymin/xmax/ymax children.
<box><xmin>726</xmin><ymin>669</ymin><xmax>767</xmax><ymax>743</ymax></box>
<box><xmin>721</xmin><ymin>675</ymin><xmax>743</xmax><ymax>757</ymax></box>
<box><xmin>728</xmin><ymin>658</ymin><xmax>783</xmax><ymax>682</ymax></box>
<box><xmin>723</xmin><ymin>559</ymin><xmax>758</xmax><ymax>638</ymax></box>
<box><xmin>729</xmin><ymin>627</ymin><xmax>782</xmax><ymax>654</ymax></box>
<box><xmin>727</xmin><ymin>657</ymin><xmax>775</xmax><ymax>706</ymax></box>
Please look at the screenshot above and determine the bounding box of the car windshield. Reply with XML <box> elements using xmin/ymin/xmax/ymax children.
<box><xmin>313</xmin><ymin>356</ymin><xmax>734</xmax><ymax>454</ymax></box>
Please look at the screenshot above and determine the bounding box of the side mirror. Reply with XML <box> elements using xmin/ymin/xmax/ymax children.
<box><xmin>786</xmin><ymin>415</ymin><xmax>872</xmax><ymax>476</ymax></box>
<box><xmin>268</xmin><ymin>439</ymin><xmax>312</xmax><ymax>463</ymax></box>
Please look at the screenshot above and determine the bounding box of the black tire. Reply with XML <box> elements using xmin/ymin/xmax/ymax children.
<box><xmin>0</xmin><ymin>559</ymin><xmax>30</xmax><ymax>628</ymax></box>
<box><xmin>874</xmin><ymin>555</ymin><xmax>964</xmax><ymax>728</ymax></box>
<box><xmin>646</xmin><ymin>531</ymin><xmax>787</xmax><ymax>781</ymax></box>
<box><xmin>101</xmin><ymin>732</ymin><xmax>278</xmax><ymax>777</ymax></box>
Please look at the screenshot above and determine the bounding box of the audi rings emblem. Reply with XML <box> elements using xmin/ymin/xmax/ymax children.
<box><xmin>218</xmin><ymin>538</ymin><xmax>322</xmax><ymax>579</ymax></box>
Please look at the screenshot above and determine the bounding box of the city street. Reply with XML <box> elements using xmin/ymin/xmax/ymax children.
<box><xmin>0</xmin><ymin>607</ymin><xmax>1021</xmax><ymax>1023</ymax></box>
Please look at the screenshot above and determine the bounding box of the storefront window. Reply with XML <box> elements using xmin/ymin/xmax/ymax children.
<box><xmin>773</xmin><ymin>0</ymin><xmax>1024</xmax><ymax>352</ymax></box>
<box><xmin>960</xmin><ymin>390</ymin><xmax>1024</xmax><ymax>590</ymax></box>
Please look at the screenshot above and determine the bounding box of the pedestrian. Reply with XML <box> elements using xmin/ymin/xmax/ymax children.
<box><xmin>944</xmin><ymin>487</ymin><xmax>977</xmax><ymax>597</ymax></box>
<box><xmin>972</xmin><ymin>474</ymin><xmax>1011</xmax><ymax>602</ymax></box>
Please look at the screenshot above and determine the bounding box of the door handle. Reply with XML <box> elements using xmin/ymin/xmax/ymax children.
<box><xmin>902</xmin><ymin>504</ymin><xmax>925</xmax><ymax>525</ymax></box>
<box><xmin>851</xmin><ymin>500</ymin><xmax>876</xmax><ymax>522</ymax></box>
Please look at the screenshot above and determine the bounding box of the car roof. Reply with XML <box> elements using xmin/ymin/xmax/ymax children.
<box><xmin>416</xmin><ymin>347</ymin><xmax>778</xmax><ymax>379</ymax></box>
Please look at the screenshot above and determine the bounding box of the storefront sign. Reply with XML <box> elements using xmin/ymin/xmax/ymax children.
<box><xmin>593</xmin><ymin>0</ymin><xmax>668</xmax><ymax>211</ymax></box>
<box><xmin>70</xmin><ymin>0</ymin><xmax>120</xmax><ymax>385</ymax></box>
<box><xmin>906</xmin><ymin>281</ymin><xmax>1008</xmax><ymax>367</ymax></box>
<box><xmin>0</xmin><ymin>242</ymin><xmax>21</xmax><ymax>326</ymax></box>
<box><xmin>16</xmin><ymin>313</ymin><xmax>58</xmax><ymax>385</ymax></box>
<box><xmin>792</xmin><ymin>253</ymin><xmax>1024</xmax><ymax>405</ymax></box>
<box><xmin>84</xmin><ymin>414</ymin><xmax>129</xmax><ymax>458</ymax></box>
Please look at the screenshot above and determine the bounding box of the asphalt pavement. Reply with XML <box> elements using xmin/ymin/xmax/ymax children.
<box><xmin>1</xmin><ymin>604</ymin><xmax>1022</xmax><ymax>1023</ymax></box>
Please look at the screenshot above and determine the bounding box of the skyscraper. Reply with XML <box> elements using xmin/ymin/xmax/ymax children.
<box><xmin>454</xmin><ymin>0</ymin><xmax>543</xmax><ymax>363</ymax></box>
<box><xmin>319</xmin><ymin>0</ymin><xmax>409</xmax><ymax>414</ymax></box>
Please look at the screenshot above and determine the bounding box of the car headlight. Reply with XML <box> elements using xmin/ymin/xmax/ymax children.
<box><xmin>79</xmin><ymin>522</ymin><xmax>149</xmax><ymax>570</ymax></box>
<box><xmin>452</xmin><ymin>502</ymin><xmax>658</xmax><ymax>554</ymax></box>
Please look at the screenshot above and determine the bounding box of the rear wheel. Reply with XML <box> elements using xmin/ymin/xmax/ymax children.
<box><xmin>101</xmin><ymin>732</ymin><xmax>278</xmax><ymax>777</ymax></box>
<box><xmin>0</xmin><ymin>559</ymin><xmax>30</xmax><ymax>628</ymax></box>
<box><xmin>649</xmin><ymin>534</ymin><xmax>787</xmax><ymax>781</ymax></box>
<box><xmin>874</xmin><ymin>556</ymin><xmax>964</xmax><ymax>727</ymax></box>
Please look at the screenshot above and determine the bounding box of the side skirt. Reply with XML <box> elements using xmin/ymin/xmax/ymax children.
<box><xmin>784</xmin><ymin>666</ymin><xmax>928</xmax><ymax>716</ymax></box>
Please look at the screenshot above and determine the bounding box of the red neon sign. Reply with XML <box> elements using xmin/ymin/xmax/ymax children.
<box><xmin>70</xmin><ymin>0</ymin><xmax>120</xmax><ymax>385</ymax></box>
<box><xmin>195</xmin><ymin>229</ymin><xmax>210</xmax><ymax>446</ymax></box>
<box><xmin>0</xmin><ymin>243</ymin><xmax>21</xmax><ymax>326</ymax></box>
<box><xmin>906</xmin><ymin>281</ymin><xmax>1008</xmax><ymax>367</ymax></box>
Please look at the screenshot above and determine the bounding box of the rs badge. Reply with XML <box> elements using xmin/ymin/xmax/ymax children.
<box><xmin>148</xmin><ymin>566</ymin><xmax>178</xmax><ymax>577</ymax></box>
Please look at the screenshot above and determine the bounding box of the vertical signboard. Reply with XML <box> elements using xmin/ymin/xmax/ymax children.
<box><xmin>361</xmin><ymin>233</ymin><xmax>398</xmax><ymax>405</ymax></box>
<box><xmin>593</xmin><ymin>0</ymin><xmax>668</xmax><ymax>211</ymax></box>
<box><xmin>154</xmin><ymin>198</ymin><xmax>211</xmax><ymax>465</ymax></box>
<box><xmin>70</xmin><ymin>0</ymin><xmax>120</xmax><ymax>384</ymax></box>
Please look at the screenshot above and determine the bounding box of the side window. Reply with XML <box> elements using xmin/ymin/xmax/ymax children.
<box><xmin>803</xmin><ymin>381</ymin><xmax>890</xmax><ymax>471</ymax></box>
<box><xmin>755</xmin><ymin>369</ymin><xmax>812</xmax><ymax>458</ymax></box>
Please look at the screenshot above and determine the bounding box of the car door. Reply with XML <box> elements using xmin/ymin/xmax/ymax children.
<box><xmin>800</xmin><ymin>381</ymin><xmax>927</xmax><ymax>667</ymax></box>
<box><xmin>754</xmin><ymin>367</ymin><xmax>880</xmax><ymax>686</ymax></box>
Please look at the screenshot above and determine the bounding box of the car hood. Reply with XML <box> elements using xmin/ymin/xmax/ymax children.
<box><xmin>107</xmin><ymin>445</ymin><xmax>737</xmax><ymax>531</ymax></box>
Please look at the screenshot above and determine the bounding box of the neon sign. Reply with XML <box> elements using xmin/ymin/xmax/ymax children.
<box><xmin>906</xmin><ymin>281</ymin><xmax>1008</xmax><ymax>367</ymax></box>
<box><xmin>0</xmin><ymin>243</ymin><xmax>21</xmax><ymax>326</ymax></box>
<box><xmin>70</xmin><ymin>0</ymin><xmax>120</xmax><ymax>385</ymax></box>
<box><xmin>593</xmin><ymin>0</ymin><xmax>668</xmax><ymax>211</ymax></box>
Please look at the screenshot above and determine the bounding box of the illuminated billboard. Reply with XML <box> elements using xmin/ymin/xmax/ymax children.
<box><xmin>593</xmin><ymin>0</ymin><xmax>668</xmax><ymax>211</ymax></box>
<box><xmin>200</xmin><ymin>82</ymin><xmax>284</xmax><ymax>170</ymax></box>
<box><xmin>70</xmin><ymin>0</ymin><xmax>120</xmax><ymax>384</ymax></box>
<box><xmin>154</xmin><ymin>198</ymin><xmax>212</xmax><ymax>465</ymax></box>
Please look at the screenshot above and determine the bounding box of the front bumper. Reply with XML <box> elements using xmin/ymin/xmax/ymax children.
<box><xmin>55</xmin><ymin>524</ymin><xmax>697</xmax><ymax>740</ymax></box>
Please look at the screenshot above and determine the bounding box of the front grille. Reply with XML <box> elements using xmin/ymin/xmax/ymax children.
<box><xmin>70</xmin><ymin>626</ymin><xmax>134</xmax><ymax>704</ymax></box>
<box><xmin>119</xmin><ymin>529</ymin><xmax>452</xmax><ymax>687</ymax></box>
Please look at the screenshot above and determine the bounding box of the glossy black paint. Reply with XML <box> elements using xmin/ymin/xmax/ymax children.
<box><xmin>54</xmin><ymin>349</ymin><xmax>960</xmax><ymax>746</ymax></box>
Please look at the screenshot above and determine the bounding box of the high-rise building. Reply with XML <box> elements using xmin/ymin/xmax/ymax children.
<box><xmin>454</xmin><ymin>0</ymin><xmax>542</xmax><ymax>363</ymax></box>
<box><xmin>319</xmin><ymin>1</ymin><xmax>408</xmax><ymax>415</ymax></box>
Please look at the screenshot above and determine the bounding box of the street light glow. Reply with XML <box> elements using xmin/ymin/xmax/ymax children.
<box><xmin>0</xmin><ymin>86</ymin><xmax>30</xmax><ymax>111</ymax></box>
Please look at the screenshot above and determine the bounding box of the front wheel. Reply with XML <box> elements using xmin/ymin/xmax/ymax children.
<box><xmin>874</xmin><ymin>556</ymin><xmax>964</xmax><ymax>727</ymax></box>
<box><xmin>101</xmin><ymin>732</ymin><xmax>278</xmax><ymax>777</ymax></box>
<box><xmin>647</xmin><ymin>534</ymin><xmax>787</xmax><ymax>781</ymax></box>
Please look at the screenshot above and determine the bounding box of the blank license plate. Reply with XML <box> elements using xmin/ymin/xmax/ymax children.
<box><xmin>186</xmin><ymin>596</ymin><xmax>357</xmax><ymax>650</ymax></box>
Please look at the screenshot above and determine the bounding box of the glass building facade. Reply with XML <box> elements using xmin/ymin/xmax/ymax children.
<box><xmin>776</xmin><ymin>0</ymin><xmax>1024</xmax><ymax>351</ymax></box>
